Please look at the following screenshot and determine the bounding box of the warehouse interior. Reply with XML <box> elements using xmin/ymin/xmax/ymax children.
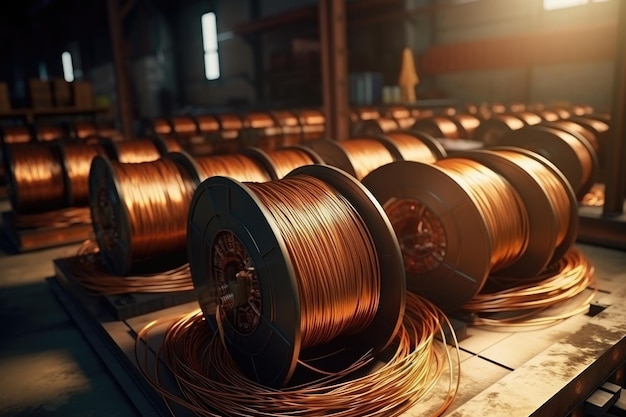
<box><xmin>1</xmin><ymin>0</ymin><xmax>626</xmax><ymax>416</ymax></box>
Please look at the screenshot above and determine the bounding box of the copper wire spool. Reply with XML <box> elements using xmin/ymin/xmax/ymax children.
<box><xmin>73</xmin><ymin>122</ymin><xmax>98</xmax><ymax>140</ymax></box>
<box><xmin>535</xmin><ymin>110</ymin><xmax>560</xmax><ymax>122</ymax></box>
<box><xmin>509</xmin><ymin>103</ymin><xmax>527</xmax><ymax>113</ymax></box>
<box><xmin>362</xmin><ymin>157</ymin><xmax>541</xmax><ymax>312</ymax></box>
<box><xmin>499</xmin><ymin>125</ymin><xmax>597</xmax><ymax>198</ymax></box>
<box><xmin>5</xmin><ymin>143</ymin><xmax>65</xmax><ymax>212</ymax></box>
<box><xmin>246</xmin><ymin>146</ymin><xmax>323</xmax><ymax>180</ymax></box>
<box><xmin>195</xmin><ymin>114</ymin><xmax>220</xmax><ymax>133</ymax></box>
<box><xmin>543</xmin><ymin>120</ymin><xmax>601</xmax><ymax>158</ymax></box>
<box><xmin>89</xmin><ymin>154</ymin><xmax>200</xmax><ymax>275</ymax></box>
<box><xmin>152</xmin><ymin>118</ymin><xmax>173</xmax><ymax>135</ymax></box>
<box><xmin>304</xmin><ymin>138</ymin><xmax>401</xmax><ymax>180</ymax></box>
<box><xmin>297</xmin><ymin>109</ymin><xmax>325</xmax><ymax>140</ymax></box>
<box><xmin>472</xmin><ymin>114</ymin><xmax>525</xmax><ymax>145</ymax></box>
<box><xmin>59</xmin><ymin>142</ymin><xmax>107</xmax><ymax>206</ymax></box>
<box><xmin>187</xmin><ymin>164</ymin><xmax>405</xmax><ymax>386</ymax></box>
<box><xmin>380</xmin><ymin>131</ymin><xmax>446</xmax><ymax>163</ymax></box>
<box><xmin>351</xmin><ymin>117</ymin><xmax>400</xmax><ymax>137</ymax></box>
<box><xmin>451</xmin><ymin>114</ymin><xmax>481</xmax><ymax>138</ymax></box>
<box><xmin>568</xmin><ymin>116</ymin><xmax>609</xmax><ymax>152</ymax></box>
<box><xmin>2</xmin><ymin>126</ymin><xmax>32</xmax><ymax>144</ymax></box>
<box><xmin>161</xmin><ymin>137</ymin><xmax>182</xmax><ymax>153</ymax></box>
<box><xmin>192</xmin><ymin>153</ymin><xmax>271</xmax><ymax>183</ymax></box>
<box><xmin>271</xmin><ymin>110</ymin><xmax>303</xmax><ymax>147</ymax></box>
<box><xmin>217</xmin><ymin>113</ymin><xmax>243</xmax><ymax>140</ymax></box>
<box><xmin>571</xmin><ymin>105</ymin><xmax>594</xmax><ymax>116</ymax></box>
<box><xmin>551</xmin><ymin>107</ymin><xmax>571</xmax><ymax>119</ymax></box>
<box><xmin>461</xmin><ymin>148</ymin><xmax>577</xmax><ymax>275</ymax></box>
<box><xmin>171</xmin><ymin>116</ymin><xmax>199</xmax><ymax>136</ymax></box>
<box><xmin>103</xmin><ymin>138</ymin><xmax>164</xmax><ymax>163</ymax></box>
<box><xmin>355</xmin><ymin>107</ymin><xmax>380</xmax><ymax>120</ymax></box>
<box><xmin>510</xmin><ymin>111</ymin><xmax>542</xmax><ymax>126</ymax></box>
<box><xmin>412</xmin><ymin>116</ymin><xmax>461</xmax><ymax>139</ymax></box>
<box><xmin>36</xmin><ymin>124</ymin><xmax>65</xmax><ymax>142</ymax></box>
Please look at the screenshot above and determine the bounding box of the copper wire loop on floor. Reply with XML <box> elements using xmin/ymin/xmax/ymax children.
<box><xmin>463</xmin><ymin>248</ymin><xmax>597</xmax><ymax>328</ymax></box>
<box><xmin>135</xmin><ymin>291</ymin><xmax>459</xmax><ymax>417</ymax></box>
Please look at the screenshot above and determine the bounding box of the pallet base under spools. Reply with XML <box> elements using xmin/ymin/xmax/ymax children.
<box><xmin>1</xmin><ymin>210</ymin><xmax>93</xmax><ymax>252</ymax></box>
<box><xmin>53</xmin><ymin>257</ymin><xmax>198</xmax><ymax>320</ymax></box>
<box><xmin>577</xmin><ymin>203</ymin><xmax>626</xmax><ymax>251</ymax></box>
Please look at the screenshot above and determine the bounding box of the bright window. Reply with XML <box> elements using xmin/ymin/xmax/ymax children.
<box><xmin>61</xmin><ymin>51</ymin><xmax>74</xmax><ymax>82</ymax></box>
<box><xmin>543</xmin><ymin>0</ymin><xmax>611</xmax><ymax>10</ymax></box>
<box><xmin>201</xmin><ymin>12</ymin><xmax>220</xmax><ymax>80</ymax></box>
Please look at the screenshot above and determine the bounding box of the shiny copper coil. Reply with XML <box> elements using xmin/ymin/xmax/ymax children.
<box><xmin>356</xmin><ymin>107</ymin><xmax>380</xmax><ymax>120</ymax></box>
<box><xmin>298</xmin><ymin>109</ymin><xmax>325</xmax><ymax>126</ymax></box>
<box><xmin>60</xmin><ymin>142</ymin><xmax>107</xmax><ymax>206</ymax></box>
<box><xmin>535</xmin><ymin>110</ymin><xmax>560</xmax><ymax>122</ymax></box>
<box><xmin>509</xmin><ymin>103</ymin><xmax>527</xmax><ymax>113</ymax></box>
<box><xmin>261</xmin><ymin>148</ymin><xmax>318</xmax><ymax>179</ymax></box>
<box><xmin>271</xmin><ymin>110</ymin><xmax>300</xmax><ymax>127</ymax></box>
<box><xmin>351</xmin><ymin>118</ymin><xmax>399</xmax><ymax>137</ymax></box>
<box><xmin>171</xmin><ymin>116</ymin><xmax>198</xmax><ymax>136</ymax></box>
<box><xmin>551</xmin><ymin>107</ymin><xmax>571</xmax><ymax>119</ymax></box>
<box><xmin>2</xmin><ymin>126</ymin><xmax>32</xmax><ymax>144</ymax></box>
<box><xmin>195</xmin><ymin>114</ymin><xmax>220</xmax><ymax>133</ymax></box>
<box><xmin>73</xmin><ymin>122</ymin><xmax>98</xmax><ymax>139</ymax></box>
<box><xmin>13</xmin><ymin>207</ymin><xmax>92</xmax><ymax>229</ymax></box>
<box><xmin>569</xmin><ymin>116</ymin><xmax>609</xmax><ymax>149</ymax></box>
<box><xmin>152</xmin><ymin>118</ymin><xmax>173</xmax><ymax>135</ymax></box>
<box><xmin>111</xmin><ymin>139</ymin><xmax>163</xmax><ymax>163</ymax></box>
<box><xmin>472</xmin><ymin>114</ymin><xmax>525</xmax><ymax>145</ymax></box>
<box><xmin>90</xmin><ymin>156</ymin><xmax>197</xmax><ymax>275</ymax></box>
<box><xmin>383</xmin><ymin>132</ymin><xmax>440</xmax><ymax>163</ymax></box>
<box><xmin>386</xmin><ymin>106</ymin><xmax>411</xmax><ymax>120</ymax></box>
<box><xmin>218</xmin><ymin>113</ymin><xmax>243</xmax><ymax>130</ymax></box>
<box><xmin>436</xmin><ymin>158</ymin><xmax>530</xmax><ymax>273</ymax></box>
<box><xmin>245</xmin><ymin>112</ymin><xmax>276</xmax><ymax>129</ymax></box>
<box><xmin>412</xmin><ymin>116</ymin><xmax>461</xmax><ymax>139</ymax></box>
<box><xmin>571</xmin><ymin>105</ymin><xmax>594</xmax><ymax>116</ymax></box>
<box><xmin>96</xmin><ymin>125</ymin><xmax>123</xmax><ymax>141</ymax></box>
<box><xmin>6</xmin><ymin>143</ymin><xmax>65</xmax><ymax>212</ymax></box>
<box><xmin>193</xmin><ymin>153</ymin><xmax>271</xmax><ymax>182</ymax></box>
<box><xmin>547</xmin><ymin>120</ymin><xmax>601</xmax><ymax>157</ymax></box>
<box><xmin>271</xmin><ymin>110</ymin><xmax>303</xmax><ymax>146</ymax></box>
<box><xmin>36</xmin><ymin>125</ymin><xmax>65</xmax><ymax>142</ymax></box>
<box><xmin>511</xmin><ymin>111</ymin><xmax>542</xmax><ymax>126</ymax></box>
<box><xmin>162</xmin><ymin>137</ymin><xmax>182</xmax><ymax>153</ymax></box>
<box><xmin>451</xmin><ymin>114</ymin><xmax>481</xmax><ymax>138</ymax></box>
<box><xmin>340</xmin><ymin>139</ymin><xmax>397</xmax><ymax>180</ymax></box>
<box><xmin>412</xmin><ymin>108</ymin><xmax>434</xmax><ymax>119</ymax></box>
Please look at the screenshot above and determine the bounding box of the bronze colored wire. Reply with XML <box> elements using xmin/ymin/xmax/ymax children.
<box><xmin>263</xmin><ymin>148</ymin><xmax>317</xmax><ymax>179</ymax></box>
<box><xmin>452</xmin><ymin>114</ymin><xmax>481</xmax><ymax>138</ymax></box>
<box><xmin>171</xmin><ymin>116</ymin><xmax>198</xmax><ymax>135</ymax></box>
<box><xmin>219</xmin><ymin>114</ymin><xmax>243</xmax><ymax>130</ymax></box>
<box><xmin>194</xmin><ymin>154</ymin><xmax>271</xmax><ymax>182</ymax></box>
<box><xmin>491</xmin><ymin>150</ymin><xmax>572</xmax><ymax>249</ymax></box>
<box><xmin>69</xmin><ymin>240</ymin><xmax>193</xmax><ymax>294</ymax></box>
<box><xmin>246</xmin><ymin>176</ymin><xmax>380</xmax><ymax>348</ymax></box>
<box><xmin>376</xmin><ymin>117</ymin><xmax>400</xmax><ymax>132</ymax></box>
<box><xmin>74</xmin><ymin>122</ymin><xmax>97</xmax><ymax>139</ymax></box>
<box><xmin>134</xmin><ymin>291</ymin><xmax>459</xmax><ymax>417</ymax></box>
<box><xmin>114</xmin><ymin>139</ymin><xmax>162</xmax><ymax>163</ymax></box>
<box><xmin>37</xmin><ymin>125</ymin><xmax>65</xmax><ymax>141</ymax></box>
<box><xmin>61</xmin><ymin>142</ymin><xmax>107</xmax><ymax>206</ymax></box>
<box><xmin>7</xmin><ymin>143</ymin><xmax>65</xmax><ymax>212</ymax></box>
<box><xmin>463</xmin><ymin>248</ymin><xmax>597</xmax><ymax>328</ymax></box>
<box><xmin>436</xmin><ymin>158</ymin><xmax>530</xmax><ymax>272</ymax></box>
<box><xmin>549</xmin><ymin>128</ymin><xmax>594</xmax><ymax>193</ymax></box>
<box><xmin>384</xmin><ymin>132</ymin><xmax>439</xmax><ymax>163</ymax></box>
<box><xmin>2</xmin><ymin>126</ymin><xmax>32</xmax><ymax>144</ymax></box>
<box><xmin>196</xmin><ymin>115</ymin><xmax>220</xmax><ymax>133</ymax></box>
<box><xmin>246</xmin><ymin>112</ymin><xmax>276</xmax><ymax>129</ymax></box>
<box><xmin>339</xmin><ymin>139</ymin><xmax>396</xmax><ymax>180</ymax></box>
<box><xmin>108</xmin><ymin>158</ymin><xmax>197</xmax><ymax>264</ymax></box>
<box><xmin>512</xmin><ymin>111</ymin><xmax>542</xmax><ymax>126</ymax></box>
<box><xmin>13</xmin><ymin>207</ymin><xmax>91</xmax><ymax>229</ymax></box>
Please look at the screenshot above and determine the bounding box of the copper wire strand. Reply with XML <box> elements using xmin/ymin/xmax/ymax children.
<box><xmin>105</xmin><ymin>158</ymin><xmax>197</xmax><ymax>264</ymax></box>
<box><xmin>246</xmin><ymin>176</ymin><xmax>380</xmax><ymax>348</ymax></box>
<box><xmin>339</xmin><ymin>139</ymin><xmax>396</xmax><ymax>180</ymax></box>
<box><xmin>263</xmin><ymin>148</ymin><xmax>316</xmax><ymax>179</ymax></box>
<box><xmin>7</xmin><ymin>143</ymin><xmax>66</xmax><ymax>212</ymax></box>
<box><xmin>463</xmin><ymin>248</ymin><xmax>597</xmax><ymax>328</ymax></box>
<box><xmin>134</xmin><ymin>291</ymin><xmax>459</xmax><ymax>417</ymax></box>
<box><xmin>115</xmin><ymin>140</ymin><xmax>162</xmax><ymax>163</ymax></box>
<box><xmin>69</xmin><ymin>240</ymin><xmax>193</xmax><ymax>294</ymax></box>
<box><xmin>436</xmin><ymin>158</ymin><xmax>530</xmax><ymax>272</ymax></box>
<box><xmin>194</xmin><ymin>154</ymin><xmax>271</xmax><ymax>182</ymax></box>
<box><xmin>62</xmin><ymin>142</ymin><xmax>107</xmax><ymax>206</ymax></box>
<box><xmin>384</xmin><ymin>132</ymin><xmax>439</xmax><ymax>163</ymax></box>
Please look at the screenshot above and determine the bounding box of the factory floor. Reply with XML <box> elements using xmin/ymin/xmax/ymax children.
<box><xmin>0</xmin><ymin>194</ymin><xmax>625</xmax><ymax>417</ymax></box>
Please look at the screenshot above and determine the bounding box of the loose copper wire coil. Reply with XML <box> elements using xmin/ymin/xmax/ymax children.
<box><xmin>5</xmin><ymin>143</ymin><xmax>66</xmax><ymax>212</ymax></box>
<box><xmin>36</xmin><ymin>124</ymin><xmax>65</xmax><ymax>141</ymax></box>
<box><xmin>193</xmin><ymin>153</ymin><xmax>272</xmax><ymax>182</ymax></box>
<box><xmin>69</xmin><ymin>240</ymin><xmax>193</xmax><ymax>295</ymax></box>
<box><xmin>2</xmin><ymin>126</ymin><xmax>32</xmax><ymax>144</ymax></box>
<box><xmin>472</xmin><ymin>114</ymin><xmax>525</xmax><ymax>145</ymax></box>
<box><xmin>499</xmin><ymin>125</ymin><xmax>597</xmax><ymax>198</ymax></box>
<box><xmin>247</xmin><ymin>146</ymin><xmax>323</xmax><ymax>179</ymax></box>
<box><xmin>463</xmin><ymin>248</ymin><xmax>597</xmax><ymax>328</ymax></box>
<box><xmin>135</xmin><ymin>290</ymin><xmax>459</xmax><ymax>416</ymax></box>
<box><xmin>89</xmin><ymin>155</ymin><xmax>199</xmax><ymax>275</ymax></box>
<box><xmin>195</xmin><ymin>114</ymin><xmax>220</xmax><ymax>133</ymax></box>
<box><xmin>381</xmin><ymin>131</ymin><xmax>446</xmax><ymax>163</ymax></box>
<box><xmin>170</xmin><ymin>115</ymin><xmax>199</xmax><ymax>136</ymax></box>
<box><xmin>412</xmin><ymin>116</ymin><xmax>461</xmax><ymax>139</ymax></box>
<box><xmin>304</xmin><ymin>138</ymin><xmax>400</xmax><ymax>180</ymax></box>
<box><xmin>451</xmin><ymin>113</ymin><xmax>481</xmax><ymax>138</ymax></box>
<box><xmin>104</xmin><ymin>138</ymin><xmax>164</xmax><ymax>163</ymax></box>
<box><xmin>59</xmin><ymin>142</ymin><xmax>108</xmax><ymax>206</ymax></box>
<box><xmin>187</xmin><ymin>165</ymin><xmax>405</xmax><ymax>386</ymax></box>
<box><xmin>73</xmin><ymin>122</ymin><xmax>98</xmax><ymax>140</ymax></box>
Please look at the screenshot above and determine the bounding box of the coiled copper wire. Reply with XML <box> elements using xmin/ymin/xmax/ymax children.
<box><xmin>113</xmin><ymin>139</ymin><xmax>162</xmax><ymax>163</ymax></box>
<box><xmin>162</xmin><ymin>137</ymin><xmax>182</xmax><ymax>153</ymax></box>
<box><xmin>339</xmin><ymin>139</ymin><xmax>396</xmax><ymax>180</ymax></box>
<box><xmin>262</xmin><ymin>148</ymin><xmax>317</xmax><ymax>179</ymax></box>
<box><xmin>171</xmin><ymin>116</ymin><xmax>198</xmax><ymax>136</ymax></box>
<box><xmin>74</xmin><ymin>122</ymin><xmax>98</xmax><ymax>139</ymax></box>
<box><xmin>2</xmin><ymin>126</ymin><xmax>32</xmax><ymax>144</ymax></box>
<box><xmin>135</xmin><ymin>291</ymin><xmax>459</xmax><ymax>417</ymax></box>
<box><xmin>36</xmin><ymin>125</ymin><xmax>65</xmax><ymax>142</ymax></box>
<box><xmin>13</xmin><ymin>207</ymin><xmax>92</xmax><ymax>229</ymax></box>
<box><xmin>436</xmin><ymin>158</ymin><xmax>530</xmax><ymax>272</ymax></box>
<box><xmin>246</xmin><ymin>176</ymin><xmax>381</xmax><ymax>348</ymax></box>
<box><xmin>463</xmin><ymin>248</ymin><xmax>597</xmax><ymax>328</ymax></box>
<box><xmin>6</xmin><ymin>143</ymin><xmax>65</xmax><ymax>212</ymax></box>
<box><xmin>60</xmin><ymin>142</ymin><xmax>107</xmax><ymax>206</ymax></box>
<box><xmin>384</xmin><ymin>132</ymin><xmax>439</xmax><ymax>163</ymax></box>
<box><xmin>413</xmin><ymin>117</ymin><xmax>460</xmax><ymax>139</ymax></box>
<box><xmin>550</xmin><ymin>128</ymin><xmax>595</xmax><ymax>193</ymax></box>
<box><xmin>194</xmin><ymin>154</ymin><xmax>271</xmax><ymax>182</ymax></box>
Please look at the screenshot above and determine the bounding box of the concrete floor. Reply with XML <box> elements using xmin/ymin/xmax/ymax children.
<box><xmin>0</xmin><ymin>194</ymin><xmax>625</xmax><ymax>416</ymax></box>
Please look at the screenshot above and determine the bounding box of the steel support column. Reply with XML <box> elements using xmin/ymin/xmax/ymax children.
<box><xmin>319</xmin><ymin>0</ymin><xmax>349</xmax><ymax>141</ymax></box>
